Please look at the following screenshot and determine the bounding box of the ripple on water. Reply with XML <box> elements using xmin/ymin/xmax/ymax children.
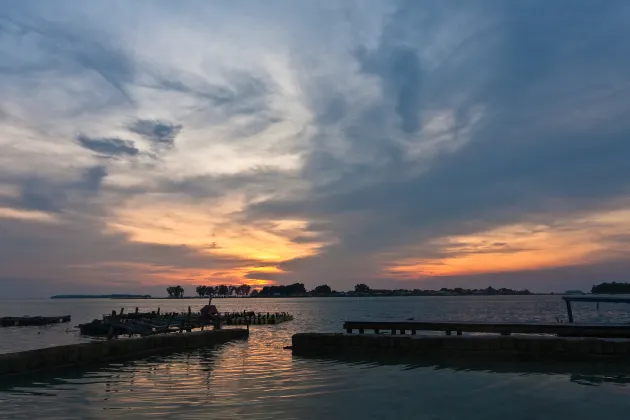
<box><xmin>4</xmin><ymin>296</ymin><xmax>630</xmax><ymax>419</ymax></box>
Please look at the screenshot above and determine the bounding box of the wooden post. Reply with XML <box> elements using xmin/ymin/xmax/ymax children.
<box><xmin>391</xmin><ymin>328</ymin><xmax>396</xmax><ymax>335</ymax></box>
<box><xmin>375</xmin><ymin>328</ymin><xmax>380</xmax><ymax>334</ymax></box>
<box><xmin>565</xmin><ymin>299</ymin><xmax>574</xmax><ymax>323</ymax></box>
<box><xmin>107</xmin><ymin>325</ymin><xmax>115</xmax><ymax>340</ymax></box>
<box><xmin>457</xmin><ymin>330</ymin><xmax>462</xmax><ymax>336</ymax></box>
<box><xmin>346</xmin><ymin>328</ymin><xmax>352</xmax><ymax>333</ymax></box>
<box><xmin>359</xmin><ymin>328</ymin><xmax>365</xmax><ymax>334</ymax></box>
<box><xmin>157</xmin><ymin>307</ymin><xmax>161</xmax><ymax>316</ymax></box>
<box><xmin>411</xmin><ymin>329</ymin><xmax>416</xmax><ymax>335</ymax></box>
<box><xmin>400</xmin><ymin>329</ymin><xmax>405</xmax><ymax>335</ymax></box>
<box><xmin>135</xmin><ymin>307</ymin><xmax>139</xmax><ymax>315</ymax></box>
<box><xmin>446</xmin><ymin>330</ymin><xmax>452</xmax><ymax>336</ymax></box>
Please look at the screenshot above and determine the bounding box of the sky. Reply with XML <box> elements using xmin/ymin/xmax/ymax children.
<box><xmin>1</xmin><ymin>0</ymin><xmax>630</xmax><ymax>297</ymax></box>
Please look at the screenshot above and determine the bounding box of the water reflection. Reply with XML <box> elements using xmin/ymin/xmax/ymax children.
<box><xmin>4</xmin><ymin>297</ymin><xmax>630</xmax><ymax>419</ymax></box>
<box><xmin>293</xmin><ymin>352</ymin><xmax>630</xmax><ymax>387</ymax></box>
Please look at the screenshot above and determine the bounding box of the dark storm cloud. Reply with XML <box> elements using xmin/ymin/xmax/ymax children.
<box><xmin>77</xmin><ymin>134</ymin><xmax>139</xmax><ymax>157</ymax></box>
<box><xmin>127</xmin><ymin>119</ymin><xmax>182</xmax><ymax>149</ymax></box>
<box><xmin>0</xmin><ymin>165</ymin><xmax>108</xmax><ymax>214</ymax></box>
<box><xmin>356</xmin><ymin>45</ymin><xmax>423</xmax><ymax>134</ymax></box>
<box><xmin>243</xmin><ymin>0</ymin><xmax>630</xmax><ymax>290</ymax></box>
<box><xmin>0</xmin><ymin>11</ymin><xmax>135</xmax><ymax>109</ymax></box>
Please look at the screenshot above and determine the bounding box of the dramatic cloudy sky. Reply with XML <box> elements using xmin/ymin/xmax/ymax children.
<box><xmin>1</xmin><ymin>0</ymin><xmax>630</xmax><ymax>297</ymax></box>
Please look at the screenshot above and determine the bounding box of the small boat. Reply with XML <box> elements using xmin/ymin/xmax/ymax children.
<box><xmin>0</xmin><ymin>315</ymin><xmax>71</xmax><ymax>327</ymax></box>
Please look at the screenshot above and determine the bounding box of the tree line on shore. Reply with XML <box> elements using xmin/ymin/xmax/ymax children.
<box><xmin>591</xmin><ymin>282</ymin><xmax>630</xmax><ymax>294</ymax></box>
<box><xmin>164</xmin><ymin>283</ymin><xmax>531</xmax><ymax>298</ymax></box>
<box><xmin>195</xmin><ymin>284</ymin><xmax>252</xmax><ymax>298</ymax></box>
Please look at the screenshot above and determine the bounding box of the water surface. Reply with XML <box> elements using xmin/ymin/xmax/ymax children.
<box><xmin>1</xmin><ymin>296</ymin><xmax>630</xmax><ymax>419</ymax></box>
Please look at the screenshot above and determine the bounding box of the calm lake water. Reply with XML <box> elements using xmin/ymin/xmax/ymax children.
<box><xmin>2</xmin><ymin>296</ymin><xmax>630</xmax><ymax>419</ymax></box>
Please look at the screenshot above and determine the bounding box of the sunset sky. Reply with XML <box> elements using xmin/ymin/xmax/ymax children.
<box><xmin>2</xmin><ymin>1</ymin><xmax>630</xmax><ymax>297</ymax></box>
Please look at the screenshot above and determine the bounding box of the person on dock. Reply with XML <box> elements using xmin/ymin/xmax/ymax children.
<box><xmin>200</xmin><ymin>297</ymin><xmax>220</xmax><ymax>328</ymax></box>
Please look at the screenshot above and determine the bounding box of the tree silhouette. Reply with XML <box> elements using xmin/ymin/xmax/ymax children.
<box><xmin>258</xmin><ymin>283</ymin><xmax>306</xmax><ymax>296</ymax></box>
<box><xmin>313</xmin><ymin>284</ymin><xmax>332</xmax><ymax>294</ymax></box>
<box><xmin>354</xmin><ymin>284</ymin><xmax>370</xmax><ymax>293</ymax></box>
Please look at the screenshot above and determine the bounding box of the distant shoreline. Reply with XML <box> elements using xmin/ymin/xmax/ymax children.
<box><xmin>50</xmin><ymin>294</ymin><xmax>152</xmax><ymax>299</ymax></box>
<box><xmin>50</xmin><ymin>293</ymin><xmax>553</xmax><ymax>300</ymax></box>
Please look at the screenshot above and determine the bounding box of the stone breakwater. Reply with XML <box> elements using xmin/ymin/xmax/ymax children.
<box><xmin>292</xmin><ymin>333</ymin><xmax>630</xmax><ymax>361</ymax></box>
<box><xmin>0</xmin><ymin>329</ymin><xmax>248</xmax><ymax>376</ymax></box>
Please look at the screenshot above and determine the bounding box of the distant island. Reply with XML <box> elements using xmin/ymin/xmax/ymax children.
<box><xmin>49</xmin><ymin>284</ymin><xmax>535</xmax><ymax>300</ymax></box>
<box><xmin>51</xmin><ymin>294</ymin><xmax>152</xmax><ymax>299</ymax></box>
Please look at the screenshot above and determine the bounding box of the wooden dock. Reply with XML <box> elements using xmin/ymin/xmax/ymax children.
<box><xmin>78</xmin><ymin>309</ymin><xmax>294</xmax><ymax>337</ymax></box>
<box><xmin>1</xmin><ymin>315</ymin><xmax>71</xmax><ymax>327</ymax></box>
<box><xmin>343</xmin><ymin>320</ymin><xmax>630</xmax><ymax>338</ymax></box>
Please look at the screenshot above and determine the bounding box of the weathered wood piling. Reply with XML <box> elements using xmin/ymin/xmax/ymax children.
<box><xmin>1</xmin><ymin>315</ymin><xmax>71</xmax><ymax>327</ymax></box>
<box><xmin>0</xmin><ymin>329</ymin><xmax>248</xmax><ymax>376</ymax></box>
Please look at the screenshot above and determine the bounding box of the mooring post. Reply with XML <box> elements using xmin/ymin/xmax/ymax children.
<box><xmin>457</xmin><ymin>330</ymin><xmax>462</xmax><ymax>336</ymax></box>
<box><xmin>375</xmin><ymin>328</ymin><xmax>380</xmax><ymax>334</ymax></box>
<box><xmin>157</xmin><ymin>307</ymin><xmax>161</xmax><ymax>316</ymax></box>
<box><xmin>446</xmin><ymin>330</ymin><xmax>452</xmax><ymax>336</ymax></box>
<box><xmin>565</xmin><ymin>299</ymin><xmax>574</xmax><ymax>323</ymax></box>
<box><xmin>135</xmin><ymin>307</ymin><xmax>139</xmax><ymax>315</ymax></box>
<box><xmin>391</xmin><ymin>328</ymin><xmax>396</xmax><ymax>335</ymax></box>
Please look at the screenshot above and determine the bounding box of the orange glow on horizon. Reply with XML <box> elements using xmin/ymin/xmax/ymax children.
<box><xmin>388</xmin><ymin>209</ymin><xmax>630</xmax><ymax>279</ymax></box>
<box><xmin>108</xmin><ymin>201</ymin><xmax>324</xmax><ymax>264</ymax></box>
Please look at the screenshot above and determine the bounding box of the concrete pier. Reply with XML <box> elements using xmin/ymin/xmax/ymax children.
<box><xmin>0</xmin><ymin>329</ymin><xmax>248</xmax><ymax>376</ymax></box>
<box><xmin>292</xmin><ymin>333</ymin><xmax>630</xmax><ymax>361</ymax></box>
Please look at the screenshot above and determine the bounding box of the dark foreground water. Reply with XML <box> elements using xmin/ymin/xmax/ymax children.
<box><xmin>2</xmin><ymin>296</ymin><xmax>630</xmax><ymax>419</ymax></box>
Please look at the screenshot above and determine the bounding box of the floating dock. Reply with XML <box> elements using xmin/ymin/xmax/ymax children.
<box><xmin>293</xmin><ymin>318</ymin><xmax>630</xmax><ymax>361</ymax></box>
<box><xmin>292</xmin><ymin>332</ymin><xmax>630</xmax><ymax>361</ymax></box>
<box><xmin>1</xmin><ymin>315</ymin><xmax>71</xmax><ymax>327</ymax></box>
<box><xmin>0</xmin><ymin>328</ymin><xmax>248</xmax><ymax>376</ymax></box>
